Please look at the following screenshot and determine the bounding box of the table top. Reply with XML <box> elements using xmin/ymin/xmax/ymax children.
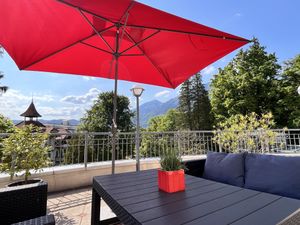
<box><xmin>93</xmin><ymin>170</ymin><xmax>300</xmax><ymax>225</ymax></box>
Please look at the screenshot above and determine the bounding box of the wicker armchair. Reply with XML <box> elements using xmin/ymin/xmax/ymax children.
<box><xmin>0</xmin><ymin>180</ymin><xmax>49</xmax><ymax>225</ymax></box>
<box><xmin>12</xmin><ymin>215</ymin><xmax>55</xmax><ymax>225</ymax></box>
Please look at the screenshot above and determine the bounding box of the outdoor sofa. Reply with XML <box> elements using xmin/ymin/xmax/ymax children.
<box><xmin>185</xmin><ymin>151</ymin><xmax>300</xmax><ymax>200</ymax></box>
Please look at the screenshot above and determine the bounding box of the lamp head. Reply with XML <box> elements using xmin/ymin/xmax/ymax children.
<box><xmin>131</xmin><ymin>85</ymin><xmax>144</xmax><ymax>97</ymax></box>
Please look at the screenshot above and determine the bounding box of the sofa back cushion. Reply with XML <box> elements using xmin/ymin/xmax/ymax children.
<box><xmin>245</xmin><ymin>153</ymin><xmax>300</xmax><ymax>199</ymax></box>
<box><xmin>203</xmin><ymin>152</ymin><xmax>245</xmax><ymax>187</ymax></box>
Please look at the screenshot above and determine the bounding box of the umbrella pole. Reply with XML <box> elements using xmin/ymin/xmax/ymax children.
<box><xmin>112</xmin><ymin>59</ymin><xmax>118</xmax><ymax>175</ymax></box>
<box><xmin>112</xmin><ymin>25</ymin><xmax>120</xmax><ymax>175</ymax></box>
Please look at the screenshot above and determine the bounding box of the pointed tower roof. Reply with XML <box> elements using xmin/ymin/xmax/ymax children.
<box><xmin>20</xmin><ymin>101</ymin><xmax>42</xmax><ymax>118</ymax></box>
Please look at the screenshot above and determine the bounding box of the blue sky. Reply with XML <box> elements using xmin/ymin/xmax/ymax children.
<box><xmin>1</xmin><ymin>0</ymin><xmax>299</xmax><ymax>120</ymax></box>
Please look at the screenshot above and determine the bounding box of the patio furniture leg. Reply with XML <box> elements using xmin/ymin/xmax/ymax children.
<box><xmin>91</xmin><ymin>188</ymin><xmax>100</xmax><ymax>225</ymax></box>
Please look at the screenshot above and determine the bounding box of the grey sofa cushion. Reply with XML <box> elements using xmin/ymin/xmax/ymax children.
<box><xmin>245</xmin><ymin>153</ymin><xmax>300</xmax><ymax>199</ymax></box>
<box><xmin>203</xmin><ymin>152</ymin><xmax>245</xmax><ymax>187</ymax></box>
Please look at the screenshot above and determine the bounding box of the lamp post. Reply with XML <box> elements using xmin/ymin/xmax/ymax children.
<box><xmin>131</xmin><ymin>85</ymin><xmax>144</xmax><ymax>171</ymax></box>
<box><xmin>297</xmin><ymin>86</ymin><xmax>300</xmax><ymax>95</ymax></box>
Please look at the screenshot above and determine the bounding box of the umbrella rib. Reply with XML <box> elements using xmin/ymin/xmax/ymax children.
<box><xmin>123</xmin><ymin>24</ymin><xmax>250</xmax><ymax>43</ymax></box>
<box><xmin>80</xmin><ymin>42</ymin><xmax>113</xmax><ymax>55</ymax></box>
<box><xmin>78</xmin><ymin>9</ymin><xmax>114</xmax><ymax>53</ymax></box>
<box><xmin>120</xmin><ymin>30</ymin><xmax>160</xmax><ymax>55</ymax></box>
<box><xmin>118</xmin><ymin>1</ymin><xmax>135</xmax><ymax>24</ymax></box>
<box><xmin>57</xmin><ymin>0</ymin><xmax>115</xmax><ymax>24</ymax></box>
<box><xmin>122</xmin><ymin>54</ymin><xmax>144</xmax><ymax>56</ymax></box>
<box><xmin>57</xmin><ymin>0</ymin><xmax>249</xmax><ymax>43</ymax></box>
<box><xmin>124</xmin><ymin>30</ymin><xmax>175</xmax><ymax>88</ymax></box>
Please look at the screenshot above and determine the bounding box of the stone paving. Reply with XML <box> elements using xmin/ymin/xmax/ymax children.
<box><xmin>47</xmin><ymin>187</ymin><xmax>117</xmax><ymax>225</ymax></box>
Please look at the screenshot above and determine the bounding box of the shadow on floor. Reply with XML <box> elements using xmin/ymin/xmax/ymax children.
<box><xmin>53</xmin><ymin>211</ymin><xmax>77</xmax><ymax>225</ymax></box>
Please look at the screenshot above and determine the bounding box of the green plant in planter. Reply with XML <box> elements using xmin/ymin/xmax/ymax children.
<box><xmin>160</xmin><ymin>149</ymin><xmax>184</xmax><ymax>171</ymax></box>
<box><xmin>0</xmin><ymin>125</ymin><xmax>50</xmax><ymax>183</ymax></box>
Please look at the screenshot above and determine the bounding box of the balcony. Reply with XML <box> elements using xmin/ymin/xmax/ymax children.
<box><xmin>1</xmin><ymin>129</ymin><xmax>300</xmax><ymax>224</ymax></box>
<box><xmin>1</xmin><ymin>129</ymin><xmax>299</xmax><ymax>192</ymax></box>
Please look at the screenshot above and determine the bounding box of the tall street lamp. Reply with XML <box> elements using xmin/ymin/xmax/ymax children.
<box><xmin>131</xmin><ymin>85</ymin><xmax>144</xmax><ymax>171</ymax></box>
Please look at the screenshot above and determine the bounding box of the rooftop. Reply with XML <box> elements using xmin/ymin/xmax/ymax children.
<box><xmin>20</xmin><ymin>101</ymin><xmax>42</xmax><ymax>118</ymax></box>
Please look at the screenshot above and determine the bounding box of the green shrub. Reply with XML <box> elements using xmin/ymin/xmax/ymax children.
<box><xmin>213</xmin><ymin>112</ymin><xmax>279</xmax><ymax>153</ymax></box>
<box><xmin>0</xmin><ymin>125</ymin><xmax>50</xmax><ymax>182</ymax></box>
<box><xmin>160</xmin><ymin>149</ymin><xmax>183</xmax><ymax>171</ymax></box>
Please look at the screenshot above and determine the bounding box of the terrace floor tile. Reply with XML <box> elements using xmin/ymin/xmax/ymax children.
<box><xmin>48</xmin><ymin>187</ymin><xmax>118</xmax><ymax>225</ymax></box>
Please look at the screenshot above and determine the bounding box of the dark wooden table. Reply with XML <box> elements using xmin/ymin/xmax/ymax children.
<box><xmin>91</xmin><ymin>170</ymin><xmax>300</xmax><ymax>225</ymax></box>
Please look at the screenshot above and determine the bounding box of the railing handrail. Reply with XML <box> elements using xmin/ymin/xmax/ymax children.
<box><xmin>1</xmin><ymin>129</ymin><xmax>299</xmax><ymax>169</ymax></box>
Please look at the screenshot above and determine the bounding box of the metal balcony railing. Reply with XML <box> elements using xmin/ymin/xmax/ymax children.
<box><xmin>0</xmin><ymin>129</ymin><xmax>299</xmax><ymax>168</ymax></box>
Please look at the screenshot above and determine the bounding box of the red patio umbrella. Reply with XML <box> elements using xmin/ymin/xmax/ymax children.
<box><xmin>0</xmin><ymin>0</ymin><xmax>249</xmax><ymax>173</ymax></box>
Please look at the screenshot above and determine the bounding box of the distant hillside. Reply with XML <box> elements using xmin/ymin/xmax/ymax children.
<box><xmin>134</xmin><ymin>97</ymin><xmax>179</xmax><ymax>128</ymax></box>
<box><xmin>13</xmin><ymin>119</ymin><xmax>80</xmax><ymax>126</ymax></box>
<box><xmin>135</xmin><ymin>82</ymin><xmax>210</xmax><ymax>128</ymax></box>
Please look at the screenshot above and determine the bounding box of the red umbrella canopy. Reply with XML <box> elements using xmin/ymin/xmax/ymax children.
<box><xmin>0</xmin><ymin>0</ymin><xmax>249</xmax><ymax>88</ymax></box>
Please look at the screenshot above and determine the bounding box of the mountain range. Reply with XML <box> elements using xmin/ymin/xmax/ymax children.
<box><xmin>134</xmin><ymin>82</ymin><xmax>210</xmax><ymax>127</ymax></box>
<box><xmin>137</xmin><ymin>97</ymin><xmax>179</xmax><ymax>127</ymax></box>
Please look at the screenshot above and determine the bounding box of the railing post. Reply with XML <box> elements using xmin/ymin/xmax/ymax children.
<box><xmin>177</xmin><ymin>131</ymin><xmax>181</xmax><ymax>155</ymax></box>
<box><xmin>218</xmin><ymin>131</ymin><xmax>223</xmax><ymax>153</ymax></box>
<box><xmin>84</xmin><ymin>132</ymin><xmax>88</xmax><ymax>169</ymax></box>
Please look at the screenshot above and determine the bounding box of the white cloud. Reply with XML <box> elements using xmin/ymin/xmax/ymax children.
<box><xmin>155</xmin><ymin>90</ymin><xmax>170</xmax><ymax>98</ymax></box>
<box><xmin>0</xmin><ymin>89</ymin><xmax>55</xmax><ymax>119</ymax></box>
<box><xmin>82</xmin><ymin>76</ymin><xmax>96</xmax><ymax>81</ymax></box>
<box><xmin>2</xmin><ymin>89</ymin><xmax>54</xmax><ymax>102</ymax></box>
<box><xmin>37</xmin><ymin>106</ymin><xmax>85</xmax><ymax>120</ymax></box>
<box><xmin>202</xmin><ymin>65</ymin><xmax>216</xmax><ymax>76</ymax></box>
<box><xmin>0</xmin><ymin>88</ymin><xmax>100</xmax><ymax>120</ymax></box>
<box><xmin>234</xmin><ymin>12</ymin><xmax>242</xmax><ymax>17</ymax></box>
<box><xmin>60</xmin><ymin>88</ymin><xmax>100</xmax><ymax>104</ymax></box>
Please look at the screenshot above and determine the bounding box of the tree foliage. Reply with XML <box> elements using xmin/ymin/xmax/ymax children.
<box><xmin>0</xmin><ymin>114</ymin><xmax>15</xmax><ymax>133</ymax></box>
<box><xmin>178</xmin><ymin>73</ymin><xmax>212</xmax><ymax>130</ymax></box>
<box><xmin>210</xmin><ymin>39</ymin><xmax>281</xmax><ymax>125</ymax></box>
<box><xmin>178</xmin><ymin>79</ymin><xmax>193</xmax><ymax>130</ymax></box>
<box><xmin>275</xmin><ymin>55</ymin><xmax>300</xmax><ymax>128</ymax></box>
<box><xmin>0</xmin><ymin>114</ymin><xmax>15</xmax><ymax>160</ymax></box>
<box><xmin>1</xmin><ymin>125</ymin><xmax>50</xmax><ymax>182</ymax></box>
<box><xmin>213</xmin><ymin>112</ymin><xmax>278</xmax><ymax>153</ymax></box>
<box><xmin>190</xmin><ymin>73</ymin><xmax>213</xmax><ymax>130</ymax></box>
<box><xmin>147</xmin><ymin>109</ymin><xmax>184</xmax><ymax>132</ymax></box>
<box><xmin>79</xmin><ymin>92</ymin><xmax>134</xmax><ymax>132</ymax></box>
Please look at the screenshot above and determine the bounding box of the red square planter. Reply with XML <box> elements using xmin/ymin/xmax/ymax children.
<box><xmin>158</xmin><ymin>169</ymin><xmax>185</xmax><ymax>193</ymax></box>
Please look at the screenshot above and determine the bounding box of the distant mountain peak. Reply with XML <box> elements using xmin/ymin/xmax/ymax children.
<box><xmin>135</xmin><ymin>97</ymin><xmax>179</xmax><ymax>128</ymax></box>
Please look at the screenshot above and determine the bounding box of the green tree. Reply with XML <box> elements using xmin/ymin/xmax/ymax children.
<box><xmin>74</xmin><ymin>92</ymin><xmax>134</xmax><ymax>164</ymax></box>
<box><xmin>0</xmin><ymin>114</ymin><xmax>15</xmax><ymax>160</ymax></box>
<box><xmin>210</xmin><ymin>39</ymin><xmax>281</xmax><ymax>125</ymax></box>
<box><xmin>140</xmin><ymin>109</ymin><xmax>183</xmax><ymax>157</ymax></box>
<box><xmin>147</xmin><ymin>109</ymin><xmax>184</xmax><ymax>132</ymax></box>
<box><xmin>178</xmin><ymin>79</ymin><xmax>193</xmax><ymax>130</ymax></box>
<box><xmin>0</xmin><ymin>114</ymin><xmax>15</xmax><ymax>133</ymax></box>
<box><xmin>190</xmin><ymin>73</ymin><xmax>213</xmax><ymax>130</ymax></box>
<box><xmin>79</xmin><ymin>92</ymin><xmax>134</xmax><ymax>132</ymax></box>
<box><xmin>179</xmin><ymin>73</ymin><xmax>213</xmax><ymax>130</ymax></box>
<box><xmin>275</xmin><ymin>55</ymin><xmax>300</xmax><ymax>128</ymax></box>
